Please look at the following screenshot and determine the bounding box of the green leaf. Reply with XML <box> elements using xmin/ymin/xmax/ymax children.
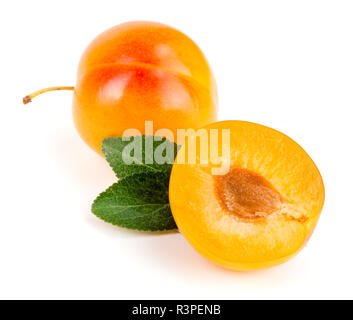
<box><xmin>102</xmin><ymin>135</ymin><xmax>179</xmax><ymax>179</ymax></box>
<box><xmin>93</xmin><ymin>135</ymin><xmax>180</xmax><ymax>231</ymax></box>
<box><xmin>91</xmin><ymin>172</ymin><xmax>177</xmax><ymax>231</ymax></box>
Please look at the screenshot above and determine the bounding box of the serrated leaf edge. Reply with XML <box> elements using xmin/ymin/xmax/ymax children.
<box><xmin>101</xmin><ymin>135</ymin><xmax>179</xmax><ymax>179</ymax></box>
<box><xmin>91</xmin><ymin>181</ymin><xmax>177</xmax><ymax>232</ymax></box>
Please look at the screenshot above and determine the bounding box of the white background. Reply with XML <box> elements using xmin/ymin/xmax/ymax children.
<box><xmin>1</xmin><ymin>0</ymin><xmax>352</xmax><ymax>299</ymax></box>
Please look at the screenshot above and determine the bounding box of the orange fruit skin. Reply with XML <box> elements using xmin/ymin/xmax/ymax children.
<box><xmin>169</xmin><ymin>121</ymin><xmax>325</xmax><ymax>271</ymax></box>
<box><xmin>72</xmin><ymin>21</ymin><xmax>218</xmax><ymax>154</ymax></box>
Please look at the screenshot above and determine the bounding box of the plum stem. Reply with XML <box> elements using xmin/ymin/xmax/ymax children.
<box><xmin>22</xmin><ymin>86</ymin><xmax>75</xmax><ymax>104</ymax></box>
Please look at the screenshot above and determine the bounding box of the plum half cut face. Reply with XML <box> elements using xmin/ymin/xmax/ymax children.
<box><xmin>169</xmin><ymin>120</ymin><xmax>325</xmax><ymax>271</ymax></box>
